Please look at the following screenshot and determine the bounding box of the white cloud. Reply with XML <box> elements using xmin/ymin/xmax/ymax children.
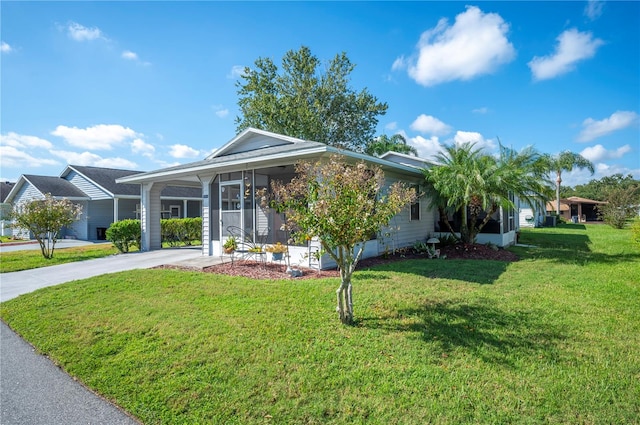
<box><xmin>169</xmin><ymin>144</ymin><xmax>201</xmax><ymax>159</ymax></box>
<box><xmin>410</xmin><ymin>114</ymin><xmax>452</xmax><ymax>136</ymax></box>
<box><xmin>562</xmin><ymin>162</ymin><xmax>640</xmax><ymax>187</ymax></box>
<box><xmin>408</xmin><ymin>135</ymin><xmax>444</xmax><ymax>160</ymax></box>
<box><xmin>50</xmin><ymin>149</ymin><xmax>138</xmax><ymax>169</ymax></box>
<box><xmin>121</xmin><ymin>50</ymin><xmax>150</xmax><ymax>65</ymax></box>
<box><xmin>122</xmin><ymin>50</ymin><xmax>138</xmax><ymax>60</ymax></box>
<box><xmin>1</xmin><ymin>41</ymin><xmax>12</xmax><ymax>53</ymax></box>
<box><xmin>472</xmin><ymin>107</ymin><xmax>489</xmax><ymax>114</ymax></box>
<box><xmin>0</xmin><ymin>145</ymin><xmax>59</xmax><ymax>169</ymax></box>
<box><xmin>51</xmin><ymin>124</ymin><xmax>140</xmax><ymax>150</ymax></box>
<box><xmin>453</xmin><ymin>130</ymin><xmax>496</xmax><ymax>152</ymax></box>
<box><xmin>212</xmin><ymin>105</ymin><xmax>229</xmax><ymax>118</ymax></box>
<box><xmin>385</xmin><ymin>122</ymin><xmax>398</xmax><ymax>131</ymax></box>
<box><xmin>577</xmin><ymin>111</ymin><xmax>639</xmax><ymax>142</ymax></box>
<box><xmin>584</xmin><ymin>0</ymin><xmax>605</xmax><ymax>21</ymax></box>
<box><xmin>580</xmin><ymin>144</ymin><xmax>632</xmax><ymax>162</ymax></box>
<box><xmin>1</xmin><ymin>132</ymin><xmax>53</xmax><ymax>149</ymax></box>
<box><xmin>67</xmin><ymin>22</ymin><xmax>105</xmax><ymax>42</ymax></box>
<box><xmin>394</xmin><ymin>6</ymin><xmax>515</xmax><ymax>86</ymax></box>
<box><xmin>528</xmin><ymin>29</ymin><xmax>604</xmax><ymax>81</ymax></box>
<box><xmin>0</xmin><ymin>132</ymin><xmax>59</xmax><ymax>170</ymax></box>
<box><xmin>228</xmin><ymin>65</ymin><xmax>246</xmax><ymax>79</ymax></box>
<box><xmin>131</xmin><ymin>138</ymin><xmax>155</xmax><ymax>158</ymax></box>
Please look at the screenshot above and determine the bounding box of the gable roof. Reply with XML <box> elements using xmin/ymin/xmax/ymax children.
<box><xmin>60</xmin><ymin>165</ymin><xmax>202</xmax><ymax>198</ymax></box>
<box><xmin>119</xmin><ymin>128</ymin><xmax>424</xmax><ymax>185</ymax></box>
<box><xmin>62</xmin><ymin>165</ymin><xmax>143</xmax><ymax>197</ymax></box>
<box><xmin>21</xmin><ymin>175</ymin><xmax>89</xmax><ymax>200</ymax></box>
<box><xmin>0</xmin><ymin>182</ymin><xmax>15</xmax><ymax>203</ymax></box>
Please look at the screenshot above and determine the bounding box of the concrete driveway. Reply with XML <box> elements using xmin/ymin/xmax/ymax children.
<box><xmin>1</xmin><ymin>246</ymin><xmax>204</xmax><ymax>424</ymax></box>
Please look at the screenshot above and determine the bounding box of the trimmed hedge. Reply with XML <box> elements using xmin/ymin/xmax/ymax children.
<box><xmin>105</xmin><ymin>219</ymin><xmax>141</xmax><ymax>253</ymax></box>
<box><xmin>161</xmin><ymin>217</ymin><xmax>202</xmax><ymax>246</ymax></box>
<box><xmin>107</xmin><ymin>217</ymin><xmax>202</xmax><ymax>252</ymax></box>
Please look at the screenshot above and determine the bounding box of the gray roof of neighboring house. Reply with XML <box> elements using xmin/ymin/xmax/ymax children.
<box><xmin>68</xmin><ymin>165</ymin><xmax>143</xmax><ymax>197</ymax></box>
<box><xmin>67</xmin><ymin>165</ymin><xmax>201</xmax><ymax>198</ymax></box>
<box><xmin>1</xmin><ymin>182</ymin><xmax>15</xmax><ymax>203</ymax></box>
<box><xmin>23</xmin><ymin>175</ymin><xmax>89</xmax><ymax>198</ymax></box>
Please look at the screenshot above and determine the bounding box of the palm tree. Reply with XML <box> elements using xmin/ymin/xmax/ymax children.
<box><xmin>365</xmin><ymin>134</ymin><xmax>418</xmax><ymax>157</ymax></box>
<box><xmin>542</xmin><ymin>151</ymin><xmax>595</xmax><ymax>215</ymax></box>
<box><xmin>424</xmin><ymin>142</ymin><xmax>552</xmax><ymax>244</ymax></box>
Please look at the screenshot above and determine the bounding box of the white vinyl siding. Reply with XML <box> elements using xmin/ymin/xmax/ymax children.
<box><xmin>65</xmin><ymin>170</ymin><xmax>111</xmax><ymax>200</ymax></box>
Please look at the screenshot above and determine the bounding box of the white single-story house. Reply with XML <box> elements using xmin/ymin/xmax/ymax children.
<box><xmin>5</xmin><ymin>165</ymin><xmax>202</xmax><ymax>240</ymax></box>
<box><xmin>117</xmin><ymin>128</ymin><xmax>437</xmax><ymax>269</ymax></box>
<box><xmin>118</xmin><ymin>128</ymin><xmax>522</xmax><ymax>269</ymax></box>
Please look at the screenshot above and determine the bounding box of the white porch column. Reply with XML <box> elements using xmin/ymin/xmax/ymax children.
<box><xmin>140</xmin><ymin>182</ymin><xmax>165</xmax><ymax>251</ymax></box>
<box><xmin>183</xmin><ymin>199</ymin><xmax>188</xmax><ymax>218</ymax></box>
<box><xmin>199</xmin><ymin>176</ymin><xmax>215</xmax><ymax>256</ymax></box>
<box><xmin>113</xmin><ymin>198</ymin><xmax>119</xmax><ymax>223</ymax></box>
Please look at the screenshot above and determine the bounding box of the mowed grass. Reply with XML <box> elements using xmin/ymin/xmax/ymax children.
<box><xmin>1</xmin><ymin>224</ymin><xmax>639</xmax><ymax>424</ymax></box>
<box><xmin>0</xmin><ymin>243</ymin><xmax>120</xmax><ymax>273</ymax></box>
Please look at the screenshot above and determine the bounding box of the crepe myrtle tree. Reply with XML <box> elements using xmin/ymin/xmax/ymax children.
<box><xmin>270</xmin><ymin>155</ymin><xmax>417</xmax><ymax>325</ymax></box>
<box><xmin>10</xmin><ymin>194</ymin><xmax>83</xmax><ymax>259</ymax></box>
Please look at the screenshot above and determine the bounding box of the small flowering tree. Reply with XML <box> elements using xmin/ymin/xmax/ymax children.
<box><xmin>271</xmin><ymin>155</ymin><xmax>417</xmax><ymax>325</ymax></box>
<box><xmin>10</xmin><ymin>194</ymin><xmax>83</xmax><ymax>259</ymax></box>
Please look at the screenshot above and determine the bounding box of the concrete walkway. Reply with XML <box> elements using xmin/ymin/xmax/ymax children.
<box><xmin>0</xmin><ymin>246</ymin><xmax>221</xmax><ymax>424</ymax></box>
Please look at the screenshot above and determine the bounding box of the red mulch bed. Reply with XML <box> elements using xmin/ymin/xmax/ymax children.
<box><xmin>159</xmin><ymin>243</ymin><xmax>518</xmax><ymax>281</ymax></box>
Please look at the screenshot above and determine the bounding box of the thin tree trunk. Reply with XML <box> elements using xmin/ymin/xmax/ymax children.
<box><xmin>556</xmin><ymin>172</ymin><xmax>562</xmax><ymax>215</ymax></box>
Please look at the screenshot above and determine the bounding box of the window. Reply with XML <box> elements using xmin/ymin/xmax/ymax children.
<box><xmin>410</xmin><ymin>185</ymin><xmax>420</xmax><ymax>221</ymax></box>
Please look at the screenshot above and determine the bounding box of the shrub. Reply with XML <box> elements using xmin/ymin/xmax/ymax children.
<box><xmin>161</xmin><ymin>217</ymin><xmax>202</xmax><ymax>246</ymax></box>
<box><xmin>106</xmin><ymin>219</ymin><xmax>141</xmax><ymax>253</ymax></box>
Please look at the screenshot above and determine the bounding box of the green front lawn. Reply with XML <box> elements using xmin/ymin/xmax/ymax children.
<box><xmin>0</xmin><ymin>244</ymin><xmax>121</xmax><ymax>273</ymax></box>
<box><xmin>1</xmin><ymin>224</ymin><xmax>639</xmax><ymax>424</ymax></box>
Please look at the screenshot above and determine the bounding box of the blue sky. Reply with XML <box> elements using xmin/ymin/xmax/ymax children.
<box><xmin>2</xmin><ymin>1</ymin><xmax>638</xmax><ymax>187</ymax></box>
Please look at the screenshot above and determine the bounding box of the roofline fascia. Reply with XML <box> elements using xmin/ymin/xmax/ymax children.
<box><xmin>118</xmin><ymin>144</ymin><xmax>424</xmax><ymax>185</ymax></box>
<box><xmin>4</xmin><ymin>176</ymin><xmax>31</xmax><ymax>204</ymax></box>
<box><xmin>206</xmin><ymin>127</ymin><xmax>310</xmax><ymax>160</ymax></box>
<box><xmin>117</xmin><ymin>146</ymin><xmax>332</xmax><ymax>184</ymax></box>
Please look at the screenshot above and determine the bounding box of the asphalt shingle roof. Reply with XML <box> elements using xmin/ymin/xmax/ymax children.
<box><xmin>69</xmin><ymin>165</ymin><xmax>201</xmax><ymax>198</ymax></box>
<box><xmin>24</xmin><ymin>175</ymin><xmax>88</xmax><ymax>198</ymax></box>
<box><xmin>1</xmin><ymin>182</ymin><xmax>15</xmax><ymax>203</ymax></box>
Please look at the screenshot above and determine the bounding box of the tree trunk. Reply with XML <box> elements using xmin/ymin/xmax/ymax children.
<box><xmin>336</xmin><ymin>275</ymin><xmax>353</xmax><ymax>325</ymax></box>
<box><xmin>438</xmin><ymin>207</ymin><xmax>459</xmax><ymax>241</ymax></box>
<box><xmin>460</xmin><ymin>205</ymin><xmax>470</xmax><ymax>244</ymax></box>
<box><xmin>555</xmin><ymin>172</ymin><xmax>562</xmax><ymax>215</ymax></box>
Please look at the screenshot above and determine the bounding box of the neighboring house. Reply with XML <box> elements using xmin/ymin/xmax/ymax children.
<box><xmin>118</xmin><ymin>128</ymin><xmax>520</xmax><ymax>269</ymax></box>
<box><xmin>1</xmin><ymin>181</ymin><xmax>16</xmax><ymax>237</ymax></box>
<box><xmin>5</xmin><ymin>165</ymin><xmax>202</xmax><ymax>241</ymax></box>
<box><xmin>546</xmin><ymin>196</ymin><xmax>606</xmax><ymax>222</ymax></box>
<box><xmin>518</xmin><ymin>198</ymin><xmax>546</xmax><ymax>228</ymax></box>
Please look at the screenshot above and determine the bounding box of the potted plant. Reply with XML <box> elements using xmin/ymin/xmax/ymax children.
<box><xmin>223</xmin><ymin>236</ymin><xmax>237</xmax><ymax>254</ymax></box>
<box><xmin>266</xmin><ymin>242</ymin><xmax>288</xmax><ymax>261</ymax></box>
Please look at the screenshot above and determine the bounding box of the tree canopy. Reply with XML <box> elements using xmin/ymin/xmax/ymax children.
<box><xmin>270</xmin><ymin>155</ymin><xmax>416</xmax><ymax>324</ymax></box>
<box><xmin>563</xmin><ymin>173</ymin><xmax>639</xmax><ymax>201</ymax></box>
<box><xmin>235</xmin><ymin>46</ymin><xmax>388</xmax><ymax>152</ymax></box>
<box><xmin>424</xmin><ymin>142</ymin><xmax>552</xmax><ymax>244</ymax></box>
<box><xmin>365</xmin><ymin>133</ymin><xmax>418</xmax><ymax>157</ymax></box>
<box><xmin>10</xmin><ymin>194</ymin><xmax>83</xmax><ymax>259</ymax></box>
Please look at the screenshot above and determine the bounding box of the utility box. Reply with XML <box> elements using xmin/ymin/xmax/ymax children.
<box><xmin>545</xmin><ymin>215</ymin><xmax>557</xmax><ymax>227</ymax></box>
